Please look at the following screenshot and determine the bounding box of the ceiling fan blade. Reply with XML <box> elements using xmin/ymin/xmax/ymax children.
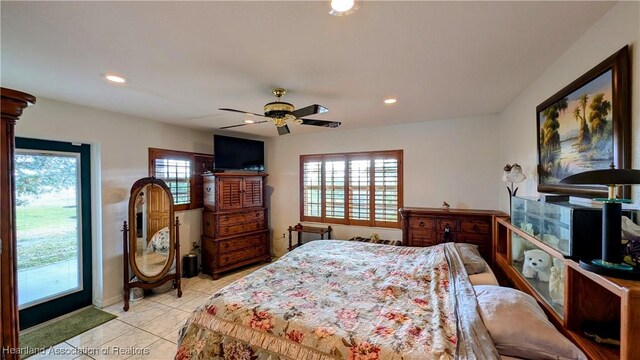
<box><xmin>218</xmin><ymin>108</ymin><xmax>268</xmax><ymax>118</ymax></box>
<box><xmin>299</xmin><ymin>119</ymin><xmax>341</xmax><ymax>128</ymax></box>
<box><xmin>277</xmin><ymin>124</ymin><xmax>291</xmax><ymax>136</ymax></box>
<box><xmin>219</xmin><ymin>120</ymin><xmax>268</xmax><ymax>129</ymax></box>
<box><xmin>290</xmin><ymin>104</ymin><xmax>328</xmax><ymax>119</ymax></box>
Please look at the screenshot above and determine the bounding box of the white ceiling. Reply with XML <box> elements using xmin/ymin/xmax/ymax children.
<box><xmin>1</xmin><ymin>1</ymin><xmax>614</xmax><ymax>137</ymax></box>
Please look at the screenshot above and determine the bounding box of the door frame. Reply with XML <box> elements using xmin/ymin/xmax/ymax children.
<box><xmin>15</xmin><ymin>137</ymin><xmax>92</xmax><ymax>329</ymax></box>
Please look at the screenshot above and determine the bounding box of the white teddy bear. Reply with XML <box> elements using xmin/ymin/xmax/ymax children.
<box><xmin>522</xmin><ymin>249</ymin><xmax>552</xmax><ymax>282</ymax></box>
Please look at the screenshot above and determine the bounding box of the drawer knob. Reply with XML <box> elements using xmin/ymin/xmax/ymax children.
<box><xmin>256</xmin><ymin>213</ymin><xmax>260</xmax><ymax>217</ymax></box>
<box><xmin>205</xmin><ymin>221</ymin><xmax>210</xmax><ymax>226</ymax></box>
<box><xmin>206</xmin><ymin>187</ymin><xmax>211</xmax><ymax>192</ymax></box>
<box><xmin>224</xmin><ymin>256</ymin><xmax>229</xmax><ymax>262</ymax></box>
<box><xmin>419</xmin><ymin>221</ymin><xmax>425</xmax><ymax>228</ymax></box>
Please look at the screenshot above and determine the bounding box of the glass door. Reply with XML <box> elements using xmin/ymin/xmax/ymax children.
<box><xmin>15</xmin><ymin>138</ymin><xmax>92</xmax><ymax>329</ymax></box>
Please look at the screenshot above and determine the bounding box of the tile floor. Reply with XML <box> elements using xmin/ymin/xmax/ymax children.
<box><xmin>23</xmin><ymin>264</ymin><xmax>264</xmax><ymax>360</ymax></box>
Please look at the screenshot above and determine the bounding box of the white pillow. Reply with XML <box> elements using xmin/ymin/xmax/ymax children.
<box><xmin>456</xmin><ymin>243</ymin><xmax>487</xmax><ymax>274</ymax></box>
<box><xmin>474</xmin><ymin>285</ymin><xmax>586</xmax><ymax>360</ymax></box>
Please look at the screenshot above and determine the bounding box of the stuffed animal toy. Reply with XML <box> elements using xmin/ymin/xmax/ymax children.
<box><xmin>541</xmin><ymin>234</ymin><xmax>560</xmax><ymax>247</ymax></box>
<box><xmin>520</xmin><ymin>222</ymin><xmax>535</xmax><ymax>236</ymax></box>
<box><xmin>548</xmin><ymin>257</ymin><xmax>564</xmax><ymax>304</ymax></box>
<box><xmin>522</xmin><ymin>249</ymin><xmax>551</xmax><ymax>282</ymax></box>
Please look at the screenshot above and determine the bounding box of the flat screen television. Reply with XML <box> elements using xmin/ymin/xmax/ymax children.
<box><xmin>213</xmin><ymin>135</ymin><xmax>265</xmax><ymax>171</ymax></box>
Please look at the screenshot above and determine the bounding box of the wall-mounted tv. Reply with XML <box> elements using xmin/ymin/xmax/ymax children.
<box><xmin>213</xmin><ymin>135</ymin><xmax>265</xmax><ymax>171</ymax></box>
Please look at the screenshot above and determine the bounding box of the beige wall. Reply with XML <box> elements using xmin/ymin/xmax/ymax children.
<box><xmin>497</xmin><ymin>1</ymin><xmax>640</xmax><ymax>211</ymax></box>
<box><xmin>266</xmin><ymin>115</ymin><xmax>500</xmax><ymax>256</ymax></box>
<box><xmin>16</xmin><ymin>97</ymin><xmax>213</xmax><ymax>306</ymax></box>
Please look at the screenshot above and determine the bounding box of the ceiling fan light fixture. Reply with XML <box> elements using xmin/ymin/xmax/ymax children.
<box><xmin>272</xmin><ymin>117</ymin><xmax>288</xmax><ymax>128</ymax></box>
<box><xmin>329</xmin><ymin>0</ymin><xmax>359</xmax><ymax>16</ymax></box>
<box><xmin>219</xmin><ymin>87</ymin><xmax>341</xmax><ymax>135</ymax></box>
<box><xmin>264</xmin><ymin>101</ymin><xmax>295</xmax><ymax>118</ymax></box>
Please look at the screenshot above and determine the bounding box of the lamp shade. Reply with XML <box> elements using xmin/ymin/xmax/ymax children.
<box><xmin>560</xmin><ymin>169</ymin><xmax>640</xmax><ymax>185</ymax></box>
<box><xmin>502</xmin><ymin>163</ymin><xmax>526</xmax><ymax>183</ymax></box>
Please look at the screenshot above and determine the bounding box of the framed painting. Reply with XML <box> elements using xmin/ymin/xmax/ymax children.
<box><xmin>536</xmin><ymin>45</ymin><xmax>630</xmax><ymax>198</ymax></box>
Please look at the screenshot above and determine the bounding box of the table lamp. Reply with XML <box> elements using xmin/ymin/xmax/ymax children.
<box><xmin>560</xmin><ymin>166</ymin><xmax>640</xmax><ymax>279</ymax></box>
<box><xmin>502</xmin><ymin>163</ymin><xmax>526</xmax><ymax>213</ymax></box>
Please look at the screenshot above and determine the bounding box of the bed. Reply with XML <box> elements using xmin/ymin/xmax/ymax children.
<box><xmin>176</xmin><ymin>240</ymin><xmax>500</xmax><ymax>359</ymax></box>
<box><xmin>176</xmin><ymin>240</ymin><xmax>587</xmax><ymax>359</ymax></box>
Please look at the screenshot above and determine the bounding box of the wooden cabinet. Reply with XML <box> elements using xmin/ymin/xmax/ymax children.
<box><xmin>494</xmin><ymin>218</ymin><xmax>640</xmax><ymax>360</ymax></box>
<box><xmin>191</xmin><ymin>154</ymin><xmax>213</xmax><ymax>209</ymax></box>
<box><xmin>202</xmin><ymin>173</ymin><xmax>270</xmax><ymax>279</ymax></box>
<box><xmin>204</xmin><ymin>175</ymin><xmax>264</xmax><ymax>211</ymax></box>
<box><xmin>1</xmin><ymin>88</ymin><xmax>36</xmax><ymax>358</ymax></box>
<box><xmin>399</xmin><ymin>207</ymin><xmax>506</xmax><ymax>264</ymax></box>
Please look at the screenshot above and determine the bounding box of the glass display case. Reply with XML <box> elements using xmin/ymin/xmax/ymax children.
<box><xmin>511</xmin><ymin>196</ymin><xmax>603</xmax><ymax>259</ymax></box>
<box><xmin>511</xmin><ymin>233</ymin><xmax>565</xmax><ymax>318</ymax></box>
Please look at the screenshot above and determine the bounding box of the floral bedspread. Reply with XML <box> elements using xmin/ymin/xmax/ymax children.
<box><xmin>176</xmin><ymin>240</ymin><xmax>498</xmax><ymax>360</ymax></box>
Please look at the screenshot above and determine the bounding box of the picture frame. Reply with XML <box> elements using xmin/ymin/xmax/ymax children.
<box><xmin>536</xmin><ymin>45</ymin><xmax>630</xmax><ymax>198</ymax></box>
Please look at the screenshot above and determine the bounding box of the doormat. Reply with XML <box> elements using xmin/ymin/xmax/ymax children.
<box><xmin>20</xmin><ymin>307</ymin><xmax>116</xmax><ymax>357</ymax></box>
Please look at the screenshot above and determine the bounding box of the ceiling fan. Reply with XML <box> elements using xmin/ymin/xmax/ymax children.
<box><xmin>218</xmin><ymin>88</ymin><xmax>341</xmax><ymax>135</ymax></box>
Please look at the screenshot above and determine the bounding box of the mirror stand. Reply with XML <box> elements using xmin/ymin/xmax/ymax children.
<box><xmin>122</xmin><ymin>217</ymin><xmax>182</xmax><ymax>311</ymax></box>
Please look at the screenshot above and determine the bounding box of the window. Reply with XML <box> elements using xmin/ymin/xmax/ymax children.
<box><xmin>149</xmin><ymin>148</ymin><xmax>213</xmax><ymax>211</ymax></box>
<box><xmin>300</xmin><ymin>150</ymin><xmax>403</xmax><ymax>228</ymax></box>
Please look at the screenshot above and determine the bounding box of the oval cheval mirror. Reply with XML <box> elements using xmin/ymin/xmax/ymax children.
<box><xmin>122</xmin><ymin>177</ymin><xmax>182</xmax><ymax>311</ymax></box>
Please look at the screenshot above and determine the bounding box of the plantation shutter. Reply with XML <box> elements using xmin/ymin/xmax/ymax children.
<box><xmin>154</xmin><ymin>158</ymin><xmax>191</xmax><ymax>205</ymax></box>
<box><xmin>302</xmin><ymin>160</ymin><xmax>322</xmax><ymax>219</ymax></box>
<box><xmin>324</xmin><ymin>159</ymin><xmax>346</xmax><ymax>222</ymax></box>
<box><xmin>374</xmin><ymin>156</ymin><xmax>400</xmax><ymax>225</ymax></box>
<box><xmin>300</xmin><ymin>150</ymin><xmax>402</xmax><ymax>228</ymax></box>
<box><xmin>348</xmin><ymin>158</ymin><xmax>370</xmax><ymax>223</ymax></box>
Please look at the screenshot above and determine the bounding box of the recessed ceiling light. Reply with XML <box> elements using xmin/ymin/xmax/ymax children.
<box><xmin>329</xmin><ymin>0</ymin><xmax>359</xmax><ymax>16</ymax></box>
<box><xmin>331</xmin><ymin>0</ymin><xmax>354</xmax><ymax>12</ymax></box>
<box><xmin>103</xmin><ymin>73</ymin><xmax>127</xmax><ymax>84</ymax></box>
<box><xmin>384</xmin><ymin>98</ymin><xmax>397</xmax><ymax>104</ymax></box>
<box><xmin>244</xmin><ymin>119</ymin><xmax>255</xmax><ymax>124</ymax></box>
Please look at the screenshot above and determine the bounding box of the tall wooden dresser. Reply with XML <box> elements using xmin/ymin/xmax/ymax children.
<box><xmin>398</xmin><ymin>207</ymin><xmax>507</xmax><ymax>264</ymax></box>
<box><xmin>202</xmin><ymin>173</ymin><xmax>271</xmax><ymax>279</ymax></box>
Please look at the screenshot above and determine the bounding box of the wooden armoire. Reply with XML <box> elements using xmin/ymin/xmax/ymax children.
<box><xmin>202</xmin><ymin>173</ymin><xmax>270</xmax><ymax>279</ymax></box>
<box><xmin>1</xmin><ymin>88</ymin><xmax>36</xmax><ymax>359</ymax></box>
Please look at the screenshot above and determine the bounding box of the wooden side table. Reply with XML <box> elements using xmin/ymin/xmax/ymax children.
<box><xmin>288</xmin><ymin>223</ymin><xmax>333</xmax><ymax>251</ymax></box>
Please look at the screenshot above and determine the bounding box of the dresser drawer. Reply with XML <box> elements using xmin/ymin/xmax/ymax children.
<box><xmin>218</xmin><ymin>233</ymin><xmax>266</xmax><ymax>254</ymax></box>
<box><xmin>437</xmin><ymin>218</ymin><xmax>459</xmax><ymax>231</ymax></box>
<box><xmin>409</xmin><ymin>229</ymin><xmax>437</xmax><ymax>246</ymax></box>
<box><xmin>409</xmin><ymin>218</ymin><xmax>436</xmax><ymax>229</ymax></box>
<box><xmin>219</xmin><ymin>245</ymin><xmax>267</xmax><ymax>267</ymax></box>
<box><xmin>243</xmin><ymin>209</ymin><xmax>264</xmax><ymax>222</ymax></box>
<box><xmin>219</xmin><ymin>212</ymin><xmax>248</xmax><ymax>226</ymax></box>
<box><xmin>218</xmin><ymin>220</ymin><xmax>266</xmax><ymax>237</ymax></box>
<box><xmin>460</xmin><ymin>219</ymin><xmax>491</xmax><ymax>234</ymax></box>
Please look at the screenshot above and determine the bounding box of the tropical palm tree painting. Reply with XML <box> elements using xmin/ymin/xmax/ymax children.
<box><xmin>538</xmin><ymin>70</ymin><xmax>613</xmax><ymax>185</ymax></box>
